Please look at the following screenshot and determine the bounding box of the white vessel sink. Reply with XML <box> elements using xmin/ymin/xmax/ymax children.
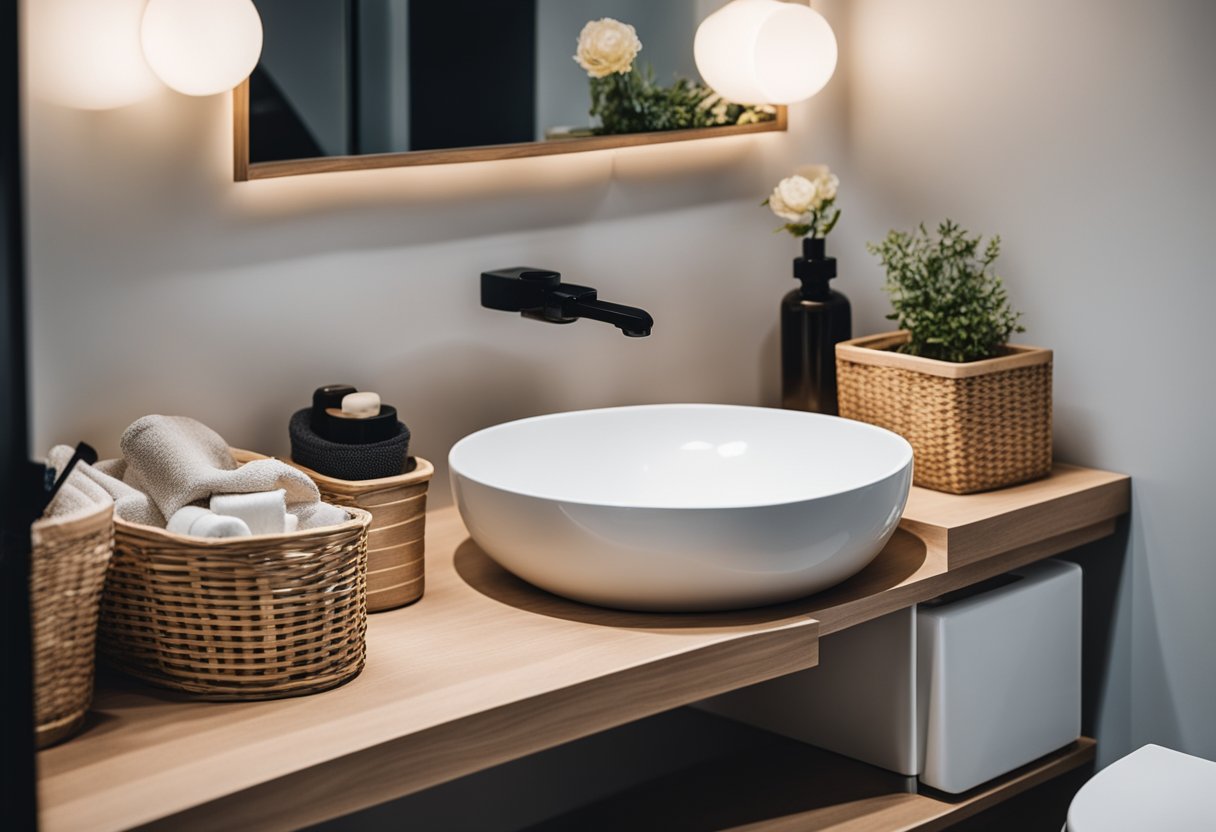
<box><xmin>449</xmin><ymin>404</ymin><xmax>913</xmax><ymax>612</ymax></box>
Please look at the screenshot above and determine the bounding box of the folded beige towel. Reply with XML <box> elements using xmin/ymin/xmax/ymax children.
<box><xmin>43</xmin><ymin>480</ymin><xmax>112</xmax><ymax>520</ymax></box>
<box><xmin>120</xmin><ymin>416</ymin><xmax>347</xmax><ymax>530</ymax></box>
<box><xmin>46</xmin><ymin>445</ymin><xmax>155</xmax><ymax>523</ymax></box>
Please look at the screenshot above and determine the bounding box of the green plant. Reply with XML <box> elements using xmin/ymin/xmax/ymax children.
<box><xmin>589</xmin><ymin>67</ymin><xmax>775</xmax><ymax>135</ymax></box>
<box><xmin>867</xmin><ymin>220</ymin><xmax>1024</xmax><ymax>363</ymax></box>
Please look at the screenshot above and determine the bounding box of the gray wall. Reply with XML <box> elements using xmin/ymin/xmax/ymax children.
<box><xmin>21</xmin><ymin>0</ymin><xmax>1216</xmax><ymax>787</ymax></box>
<box><xmin>833</xmin><ymin>0</ymin><xmax>1216</xmax><ymax>765</ymax></box>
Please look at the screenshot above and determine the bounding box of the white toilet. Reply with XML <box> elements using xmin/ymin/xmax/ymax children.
<box><xmin>1066</xmin><ymin>744</ymin><xmax>1216</xmax><ymax>830</ymax></box>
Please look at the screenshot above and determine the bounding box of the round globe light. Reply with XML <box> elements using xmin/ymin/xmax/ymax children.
<box><xmin>141</xmin><ymin>0</ymin><xmax>263</xmax><ymax>97</ymax></box>
<box><xmin>695</xmin><ymin>0</ymin><xmax>837</xmax><ymax>106</ymax></box>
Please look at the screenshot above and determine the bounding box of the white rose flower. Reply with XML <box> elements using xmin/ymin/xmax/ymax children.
<box><xmin>814</xmin><ymin>172</ymin><xmax>839</xmax><ymax>203</ymax></box>
<box><xmin>574</xmin><ymin>19</ymin><xmax>642</xmax><ymax>78</ymax></box>
<box><xmin>769</xmin><ymin>175</ymin><xmax>818</xmax><ymax>222</ymax></box>
<box><xmin>766</xmin><ymin>166</ymin><xmax>842</xmax><ymax>237</ymax></box>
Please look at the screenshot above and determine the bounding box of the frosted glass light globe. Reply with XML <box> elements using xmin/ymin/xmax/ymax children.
<box><xmin>695</xmin><ymin>0</ymin><xmax>837</xmax><ymax>106</ymax></box>
<box><xmin>141</xmin><ymin>0</ymin><xmax>263</xmax><ymax>96</ymax></box>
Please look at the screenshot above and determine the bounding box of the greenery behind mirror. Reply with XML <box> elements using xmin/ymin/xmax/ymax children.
<box><xmin>235</xmin><ymin>0</ymin><xmax>786</xmax><ymax>180</ymax></box>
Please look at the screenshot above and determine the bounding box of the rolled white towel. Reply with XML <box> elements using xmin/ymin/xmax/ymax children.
<box><xmin>211</xmin><ymin>489</ymin><xmax>289</xmax><ymax>536</ymax></box>
<box><xmin>167</xmin><ymin>505</ymin><xmax>252</xmax><ymax>538</ymax></box>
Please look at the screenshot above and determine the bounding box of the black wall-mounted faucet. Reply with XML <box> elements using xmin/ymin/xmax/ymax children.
<box><xmin>481</xmin><ymin>267</ymin><xmax>654</xmax><ymax>337</ymax></box>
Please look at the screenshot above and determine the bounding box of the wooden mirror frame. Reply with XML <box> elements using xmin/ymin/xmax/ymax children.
<box><xmin>232</xmin><ymin>80</ymin><xmax>787</xmax><ymax>181</ymax></box>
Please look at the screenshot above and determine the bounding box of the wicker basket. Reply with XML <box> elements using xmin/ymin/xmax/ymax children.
<box><xmin>836</xmin><ymin>331</ymin><xmax>1053</xmax><ymax>494</ymax></box>
<box><xmin>287</xmin><ymin>457</ymin><xmax>433</xmax><ymax>613</ymax></box>
<box><xmin>99</xmin><ymin>460</ymin><xmax>371</xmax><ymax>701</ymax></box>
<box><xmin>30</xmin><ymin>501</ymin><xmax>115</xmax><ymax>748</ymax></box>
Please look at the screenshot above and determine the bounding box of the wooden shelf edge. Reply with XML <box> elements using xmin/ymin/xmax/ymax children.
<box><xmin>906</xmin><ymin>737</ymin><xmax>1097</xmax><ymax>832</ymax></box>
<box><xmin>518</xmin><ymin>725</ymin><xmax>1096</xmax><ymax>832</ymax></box>
<box><xmin>804</xmin><ymin>518</ymin><xmax>1116</xmax><ymax>637</ymax></box>
<box><xmin>738</xmin><ymin>738</ymin><xmax>1097</xmax><ymax>832</ymax></box>
<box><xmin>125</xmin><ymin>624</ymin><xmax>820</xmax><ymax>832</ymax></box>
<box><xmin>901</xmin><ymin>465</ymin><xmax>1130</xmax><ymax>571</ymax></box>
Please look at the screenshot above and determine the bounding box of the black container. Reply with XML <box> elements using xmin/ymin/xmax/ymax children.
<box><xmin>781</xmin><ymin>237</ymin><xmax>851</xmax><ymax>414</ymax></box>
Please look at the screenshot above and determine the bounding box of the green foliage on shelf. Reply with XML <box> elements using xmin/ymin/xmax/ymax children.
<box><xmin>867</xmin><ymin>220</ymin><xmax>1024</xmax><ymax>363</ymax></box>
<box><xmin>589</xmin><ymin>67</ymin><xmax>775</xmax><ymax>135</ymax></box>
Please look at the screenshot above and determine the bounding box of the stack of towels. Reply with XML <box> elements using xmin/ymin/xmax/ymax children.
<box><xmin>45</xmin><ymin>415</ymin><xmax>347</xmax><ymax>538</ymax></box>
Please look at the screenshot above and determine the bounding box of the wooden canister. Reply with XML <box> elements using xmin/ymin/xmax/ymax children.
<box><xmin>290</xmin><ymin>458</ymin><xmax>433</xmax><ymax>612</ymax></box>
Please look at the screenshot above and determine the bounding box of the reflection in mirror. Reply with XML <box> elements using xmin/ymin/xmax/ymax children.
<box><xmin>240</xmin><ymin>0</ymin><xmax>786</xmax><ymax>178</ymax></box>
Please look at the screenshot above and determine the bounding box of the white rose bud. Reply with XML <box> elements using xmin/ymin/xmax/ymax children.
<box><xmin>815</xmin><ymin>173</ymin><xmax>839</xmax><ymax>203</ymax></box>
<box><xmin>769</xmin><ymin>175</ymin><xmax>818</xmax><ymax>223</ymax></box>
<box><xmin>574</xmin><ymin>19</ymin><xmax>643</xmax><ymax>78</ymax></box>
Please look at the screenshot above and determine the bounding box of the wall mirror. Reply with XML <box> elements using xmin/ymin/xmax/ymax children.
<box><xmin>235</xmin><ymin>0</ymin><xmax>787</xmax><ymax>180</ymax></box>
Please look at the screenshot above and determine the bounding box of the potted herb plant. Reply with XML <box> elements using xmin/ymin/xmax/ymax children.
<box><xmin>835</xmin><ymin>220</ymin><xmax>1052</xmax><ymax>494</ymax></box>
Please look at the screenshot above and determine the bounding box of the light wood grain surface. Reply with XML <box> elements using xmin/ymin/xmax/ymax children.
<box><xmin>731</xmin><ymin>739</ymin><xmax>1096</xmax><ymax>832</ymax></box>
<box><xmin>37</xmin><ymin>511</ymin><xmax>819</xmax><ymax>832</ymax></box>
<box><xmin>37</xmin><ymin>465</ymin><xmax>1127</xmax><ymax>831</ymax></box>
<box><xmin>901</xmin><ymin>463</ymin><xmax>1130</xmax><ymax>569</ymax></box>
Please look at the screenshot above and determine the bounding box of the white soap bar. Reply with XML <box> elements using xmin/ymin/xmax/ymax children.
<box><xmin>341</xmin><ymin>391</ymin><xmax>381</xmax><ymax>419</ymax></box>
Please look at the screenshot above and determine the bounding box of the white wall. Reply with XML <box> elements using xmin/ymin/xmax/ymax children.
<box><xmin>22</xmin><ymin>2</ymin><xmax>848</xmax><ymax>499</ymax></box>
<box><xmin>834</xmin><ymin>0</ymin><xmax>1216</xmax><ymax>764</ymax></box>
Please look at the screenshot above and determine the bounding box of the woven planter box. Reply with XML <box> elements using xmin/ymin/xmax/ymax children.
<box><xmin>31</xmin><ymin>501</ymin><xmax>114</xmax><ymax>748</ymax></box>
<box><xmin>99</xmin><ymin>450</ymin><xmax>371</xmax><ymax>701</ymax></box>
<box><xmin>836</xmin><ymin>331</ymin><xmax>1052</xmax><ymax>494</ymax></box>
<box><xmin>288</xmin><ymin>457</ymin><xmax>433</xmax><ymax>613</ymax></box>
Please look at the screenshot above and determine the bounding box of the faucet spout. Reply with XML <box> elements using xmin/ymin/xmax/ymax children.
<box><xmin>564</xmin><ymin>296</ymin><xmax>654</xmax><ymax>337</ymax></box>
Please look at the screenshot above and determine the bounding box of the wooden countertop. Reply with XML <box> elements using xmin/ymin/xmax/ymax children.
<box><xmin>37</xmin><ymin>464</ymin><xmax>1129</xmax><ymax>832</ymax></box>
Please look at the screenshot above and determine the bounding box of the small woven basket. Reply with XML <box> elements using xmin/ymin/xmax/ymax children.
<box><xmin>288</xmin><ymin>457</ymin><xmax>433</xmax><ymax>613</ymax></box>
<box><xmin>31</xmin><ymin>501</ymin><xmax>115</xmax><ymax>748</ymax></box>
<box><xmin>99</xmin><ymin>454</ymin><xmax>371</xmax><ymax>701</ymax></box>
<box><xmin>836</xmin><ymin>331</ymin><xmax>1053</xmax><ymax>494</ymax></box>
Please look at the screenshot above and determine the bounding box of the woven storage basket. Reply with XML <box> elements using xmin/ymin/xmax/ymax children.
<box><xmin>30</xmin><ymin>501</ymin><xmax>115</xmax><ymax>748</ymax></box>
<box><xmin>287</xmin><ymin>457</ymin><xmax>433</xmax><ymax>613</ymax></box>
<box><xmin>836</xmin><ymin>331</ymin><xmax>1053</xmax><ymax>494</ymax></box>
<box><xmin>99</xmin><ymin>454</ymin><xmax>371</xmax><ymax>700</ymax></box>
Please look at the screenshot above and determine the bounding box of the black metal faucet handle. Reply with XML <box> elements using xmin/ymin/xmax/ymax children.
<box><xmin>480</xmin><ymin>267</ymin><xmax>562</xmax><ymax>312</ymax></box>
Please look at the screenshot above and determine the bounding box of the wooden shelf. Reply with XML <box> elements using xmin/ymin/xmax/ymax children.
<box><xmin>36</xmin><ymin>464</ymin><xmax>1127</xmax><ymax>832</ymax></box>
<box><xmin>37</xmin><ymin>513</ymin><xmax>821</xmax><ymax>832</ymax></box>
<box><xmin>796</xmin><ymin>464</ymin><xmax>1129</xmax><ymax>635</ymax></box>
<box><xmin>523</xmin><ymin>718</ymin><xmax>1096</xmax><ymax>832</ymax></box>
<box><xmin>901</xmin><ymin>464</ymin><xmax>1129</xmax><ymax>570</ymax></box>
